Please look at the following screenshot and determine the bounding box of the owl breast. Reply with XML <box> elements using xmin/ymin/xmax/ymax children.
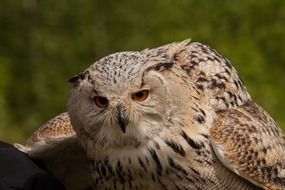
<box><xmin>87</xmin><ymin>126</ymin><xmax>258</xmax><ymax>190</ymax></box>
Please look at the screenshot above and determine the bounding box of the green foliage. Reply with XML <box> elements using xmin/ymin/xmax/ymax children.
<box><xmin>0</xmin><ymin>0</ymin><xmax>284</xmax><ymax>143</ymax></box>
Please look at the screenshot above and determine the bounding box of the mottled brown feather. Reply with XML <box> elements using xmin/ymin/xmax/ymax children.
<box><xmin>25</xmin><ymin>112</ymin><xmax>75</xmax><ymax>147</ymax></box>
<box><xmin>211</xmin><ymin>100</ymin><xmax>285</xmax><ymax>190</ymax></box>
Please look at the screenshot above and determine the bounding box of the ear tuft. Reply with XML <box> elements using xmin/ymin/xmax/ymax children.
<box><xmin>69</xmin><ymin>73</ymin><xmax>84</xmax><ymax>83</ymax></box>
<box><xmin>69</xmin><ymin>71</ymin><xmax>89</xmax><ymax>86</ymax></box>
<box><xmin>167</xmin><ymin>38</ymin><xmax>192</xmax><ymax>58</ymax></box>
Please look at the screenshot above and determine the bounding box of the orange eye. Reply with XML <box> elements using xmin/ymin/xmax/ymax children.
<box><xmin>94</xmin><ymin>96</ymin><xmax>108</xmax><ymax>108</ymax></box>
<box><xmin>132</xmin><ymin>90</ymin><xmax>149</xmax><ymax>101</ymax></box>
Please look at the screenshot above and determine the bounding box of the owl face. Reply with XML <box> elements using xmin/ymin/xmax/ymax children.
<box><xmin>68</xmin><ymin>52</ymin><xmax>178</xmax><ymax>147</ymax></box>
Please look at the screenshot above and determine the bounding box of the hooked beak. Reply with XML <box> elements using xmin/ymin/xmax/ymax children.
<box><xmin>117</xmin><ymin>106</ymin><xmax>128</xmax><ymax>133</ymax></box>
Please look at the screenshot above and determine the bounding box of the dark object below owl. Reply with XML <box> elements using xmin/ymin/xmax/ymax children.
<box><xmin>0</xmin><ymin>141</ymin><xmax>65</xmax><ymax>190</ymax></box>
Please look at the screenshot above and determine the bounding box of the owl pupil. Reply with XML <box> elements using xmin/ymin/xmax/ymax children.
<box><xmin>136</xmin><ymin>92</ymin><xmax>144</xmax><ymax>98</ymax></box>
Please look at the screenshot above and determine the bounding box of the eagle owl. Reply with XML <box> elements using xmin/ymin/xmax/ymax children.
<box><xmin>16</xmin><ymin>39</ymin><xmax>285</xmax><ymax>190</ymax></box>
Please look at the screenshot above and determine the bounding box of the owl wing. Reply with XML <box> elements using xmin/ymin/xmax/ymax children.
<box><xmin>14</xmin><ymin>112</ymin><xmax>94</xmax><ymax>190</ymax></box>
<box><xmin>210</xmin><ymin>100</ymin><xmax>285</xmax><ymax>190</ymax></box>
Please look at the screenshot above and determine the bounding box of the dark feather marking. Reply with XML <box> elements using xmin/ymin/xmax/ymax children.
<box><xmin>145</xmin><ymin>156</ymin><xmax>150</xmax><ymax>166</ymax></box>
<box><xmin>154</xmin><ymin>141</ymin><xmax>160</xmax><ymax>149</ymax></box>
<box><xmin>189</xmin><ymin>166</ymin><xmax>200</xmax><ymax>176</ymax></box>
<box><xmin>191</xmin><ymin>107</ymin><xmax>199</xmax><ymax>112</ymax></box>
<box><xmin>238</xmin><ymin>79</ymin><xmax>244</xmax><ymax>88</ymax></box>
<box><xmin>100</xmin><ymin>164</ymin><xmax>107</xmax><ymax>177</ymax></box>
<box><xmin>181</xmin><ymin>130</ymin><xmax>202</xmax><ymax>149</ymax></box>
<box><xmin>180</xmin><ymin>64</ymin><xmax>196</xmax><ymax>75</ymax></box>
<box><xmin>168</xmin><ymin>157</ymin><xmax>188</xmax><ymax>175</ymax></box>
<box><xmin>137</xmin><ymin>157</ymin><xmax>148</xmax><ymax>172</ymax></box>
<box><xmin>209</xmin><ymin>79</ymin><xmax>226</xmax><ymax>89</ymax></box>
<box><xmin>165</xmin><ymin>140</ymin><xmax>186</xmax><ymax>156</ymax></box>
<box><xmin>174</xmin><ymin>172</ymin><xmax>184</xmax><ymax>180</ymax></box>
<box><xmin>151</xmin><ymin>173</ymin><xmax>156</xmax><ymax>182</ymax></box>
<box><xmin>127</xmin><ymin>168</ymin><xmax>133</xmax><ymax>181</ymax></box>
<box><xmin>273</xmin><ymin>177</ymin><xmax>285</xmax><ymax>186</ymax></box>
<box><xmin>157</xmin><ymin>177</ymin><xmax>168</xmax><ymax>190</ymax></box>
<box><xmin>103</xmin><ymin>157</ymin><xmax>114</xmax><ymax>176</ymax></box>
<box><xmin>148</xmin><ymin>148</ymin><xmax>163</xmax><ymax>176</ymax></box>
<box><xmin>147</xmin><ymin>62</ymin><xmax>174</xmax><ymax>72</ymax></box>
<box><xmin>196</xmin><ymin>77</ymin><xmax>208</xmax><ymax>83</ymax></box>
<box><xmin>174</xmin><ymin>184</ymin><xmax>182</xmax><ymax>190</ymax></box>
<box><xmin>194</xmin><ymin>158</ymin><xmax>203</xmax><ymax>164</ymax></box>
<box><xmin>195</xmin><ymin>115</ymin><xmax>205</xmax><ymax>124</ymax></box>
<box><xmin>128</xmin><ymin>181</ymin><xmax>133</xmax><ymax>189</ymax></box>
<box><xmin>89</xmin><ymin>158</ymin><xmax>95</xmax><ymax>171</ymax></box>
<box><xmin>201</xmin><ymin>133</ymin><xmax>209</xmax><ymax>139</ymax></box>
<box><xmin>196</xmin><ymin>84</ymin><xmax>204</xmax><ymax>90</ymax></box>
<box><xmin>199</xmin><ymin>108</ymin><xmax>206</xmax><ymax>116</ymax></box>
<box><xmin>215</xmin><ymin>73</ymin><xmax>229</xmax><ymax>82</ymax></box>
<box><xmin>116</xmin><ymin>160</ymin><xmax>125</xmax><ymax>184</ymax></box>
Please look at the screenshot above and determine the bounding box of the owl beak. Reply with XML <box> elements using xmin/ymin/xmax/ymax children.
<box><xmin>117</xmin><ymin>106</ymin><xmax>128</xmax><ymax>133</ymax></box>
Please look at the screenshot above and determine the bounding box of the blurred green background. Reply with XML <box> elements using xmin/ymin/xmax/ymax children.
<box><xmin>0</xmin><ymin>0</ymin><xmax>284</xmax><ymax>143</ymax></box>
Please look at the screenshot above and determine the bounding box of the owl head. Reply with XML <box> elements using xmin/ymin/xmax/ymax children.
<box><xmin>68</xmin><ymin>39</ymin><xmax>250</xmax><ymax>150</ymax></box>
<box><xmin>68</xmin><ymin>41</ymin><xmax>197</xmax><ymax>149</ymax></box>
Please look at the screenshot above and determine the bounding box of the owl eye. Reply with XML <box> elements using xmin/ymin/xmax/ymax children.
<box><xmin>94</xmin><ymin>96</ymin><xmax>109</xmax><ymax>108</ymax></box>
<box><xmin>132</xmin><ymin>90</ymin><xmax>149</xmax><ymax>101</ymax></box>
